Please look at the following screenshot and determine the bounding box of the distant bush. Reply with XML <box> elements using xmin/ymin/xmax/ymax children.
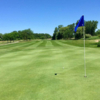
<box><xmin>85</xmin><ymin>34</ymin><xmax>91</xmax><ymax>38</ymax></box>
<box><xmin>98</xmin><ymin>34</ymin><xmax>100</xmax><ymax>38</ymax></box>
<box><xmin>0</xmin><ymin>38</ymin><xmax>2</xmax><ymax>41</ymax></box>
<box><xmin>97</xmin><ymin>41</ymin><xmax>100</xmax><ymax>47</ymax></box>
<box><xmin>86</xmin><ymin>36</ymin><xmax>99</xmax><ymax>40</ymax></box>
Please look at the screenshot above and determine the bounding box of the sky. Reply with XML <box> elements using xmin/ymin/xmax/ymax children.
<box><xmin>0</xmin><ymin>0</ymin><xmax>100</xmax><ymax>35</ymax></box>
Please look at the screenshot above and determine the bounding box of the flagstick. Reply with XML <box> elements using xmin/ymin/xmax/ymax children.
<box><xmin>83</xmin><ymin>25</ymin><xmax>87</xmax><ymax>77</ymax></box>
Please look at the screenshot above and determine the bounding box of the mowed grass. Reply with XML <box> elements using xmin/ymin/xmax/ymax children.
<box><xmin>59</xmin><ymin>40</ymin><xmax>98</xmax><ymax>48</ymax></box>
<box><xmin>0</xmin><ymin>40</ymin><xmax>100</xmax><ymax>100</ymax></box>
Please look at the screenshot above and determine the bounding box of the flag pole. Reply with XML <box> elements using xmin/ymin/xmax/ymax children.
<box><xmin>83</xmin><ymin>18</ymin><xmax>87</xmax><ymax>77</ymax></box>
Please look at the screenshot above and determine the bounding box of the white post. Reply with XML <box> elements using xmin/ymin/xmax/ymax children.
<box><xmin>83</xmin><ymin>25</ymin><xmax>87</xmax><ymax>77</ymax></box>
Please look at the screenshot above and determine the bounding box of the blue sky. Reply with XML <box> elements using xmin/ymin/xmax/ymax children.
<box><xmin>0</xmin><ymin>0</ymin><xmax>100</xmax><ymax>35</ymax></box>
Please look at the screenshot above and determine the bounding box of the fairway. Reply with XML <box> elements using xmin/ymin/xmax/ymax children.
<box><xmin>0</xmin><ymin>40</ymin><xmax>100</xmax><ymax>100</ymax></box>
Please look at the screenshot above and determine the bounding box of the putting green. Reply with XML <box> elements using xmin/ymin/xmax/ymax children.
<box><xmin>0</xmin><ymin>40</ymin><xmax>100</xmax><ymax>100</ymax></box>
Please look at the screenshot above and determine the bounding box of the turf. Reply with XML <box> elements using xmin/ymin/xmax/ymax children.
<box><xmin>0</xmin><ymin>40</ymin><xmax>100</xmax><ymax>100</ymax></box>
<box><xmin>59</xmin><ymin>40</ymin><xmax>98</xmax><ymax>48</ymax></box>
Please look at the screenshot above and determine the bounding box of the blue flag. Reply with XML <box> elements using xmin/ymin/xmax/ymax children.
<box><xmin>74</xmin><ymin>16</ymin><xmax>84</xmax><ymax>32</ymax></box>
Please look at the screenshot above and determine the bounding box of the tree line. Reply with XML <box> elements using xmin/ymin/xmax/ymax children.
<box><xmin>0</xmin><ymin>29</ymin><xmax>51</xmax><ymax>42</ymax></box>
<box><xmin>52</xmin><ymin>20</ymin><xmax>100</xmax><ymax>40</ymax></box>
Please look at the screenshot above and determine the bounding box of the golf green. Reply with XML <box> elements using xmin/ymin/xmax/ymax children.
<box><xmin>0</xmin><ymin>40</ymin><xmax>100</xmax><ymax>100</ymax></box>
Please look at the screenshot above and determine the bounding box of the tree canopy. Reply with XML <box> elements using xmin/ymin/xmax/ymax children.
<box><xmin>52</xmin><ymin>20</ymin><xmax>99</xmax><ymax>40</ymax></box>
<box><xmin>0</xmin><ymin>29</ymin><xmax>51</xmax><ymax>42</ymax></box>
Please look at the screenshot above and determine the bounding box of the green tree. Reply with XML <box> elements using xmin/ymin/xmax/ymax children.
<box><xmin>95</xmin><ymin>29</ymin><xmax>100</xmax><ymax>35</ymax></box>
<box><xmin>63</xmin><ymin>29</ymin><xmax>73</xmax><ymax>39</ymax></box>
<box><xmin>0</xmin><ymin>33</ymin><xmax>3</xmax><ymax>41</ymax></box>
<box><xmin>27</xmin><ymin>29</ymin><xmax>34</xmax><ymax>40</ymax></box>
<box><xmin>52</xmin><ymin>27</ymin><xmax>58</xmax><ymax>40</ymax></box>
<box><xmin>57</xmin><ymin>32</ymin><xmax>62</xmax><ymax>39</ymax></box>
<box><xmin>56</xmin><ymin>25</ymin><xmax>63</xmax><ymax>40</ymax></box>
<box><xmin>59</xmin><ymin>26</ymin><xmax>71</xmax><ymax>39</ymax></box>
<box><xmin>10</xmin><ymin>31</ymin><xmax>18</xmax><ymax>42</ymax></box>
<box><xmin>58</xmin><ymin>25</ymin><xmax>63</xmax><ymax>31</ymax></box>
<box><xmin>85</xmin><ymin>21</ymin><xmax>98</xmax><ymax>35</ymax></box>
<box><xmin>18</xmin><ymin>31</ymin><xmax>22</xmax><ymax>40</ymax></box>
<box><xmin>3</xmin><ymin>33</ymin><xmax>9</xmax><ymax>42</ymax></box>
<box><xmin>8</xmin><ymin>33</ymin><xmax>13</xmax><ymax>43</ymax></box>
<box><xmin>75</xmin><ymin>27</ymin><xmax>85</xmax><ymax>39</ymax></box>
<box><xmin>68</xmin><ymin>23</ymin><xmax>75</xmax><ymax>32</ymax></box>
<box><xmin>21</xmin><ymin>29</ymin><xmax>34</xmax><ymax>40</ymax></box>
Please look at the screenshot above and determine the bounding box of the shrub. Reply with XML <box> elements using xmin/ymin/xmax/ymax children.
<box><xmin>98</xmin><ymin>34</ymin><xmax>100</xmax><ymax>38</ymax></box>
<box><xmin>85</xmin><ymin>34</ymin><xmax>91</xmax><ymax>38</ymax></box>
<box><xmin>97</xmin><ymin>41</ymin><xmax>100</xmax><ymax>47</ymax></box>
<box><xmin>0</xmin><ymin>38</ymin><xmax>2</xmax><ymax>41</ymax></box>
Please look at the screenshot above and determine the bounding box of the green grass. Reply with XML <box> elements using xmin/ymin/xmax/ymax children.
<box><xmin>80</xmin><ymin>36</ymin><xmax>100</xmax><ymax>40</ymax></box>
<box><xmin>59</xmin><ymin>40</ymin><xmax>98</xmax><ymax>48</ymax></box>
<box><xmin>87</xmin><ymin>36</ymin><xmax>100</xmax><ymax>40</ymax></box>
<box><xmin>0</xmin><ymin>40</ymin><xmax>100</xmax><ymax>100</ymax></box>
